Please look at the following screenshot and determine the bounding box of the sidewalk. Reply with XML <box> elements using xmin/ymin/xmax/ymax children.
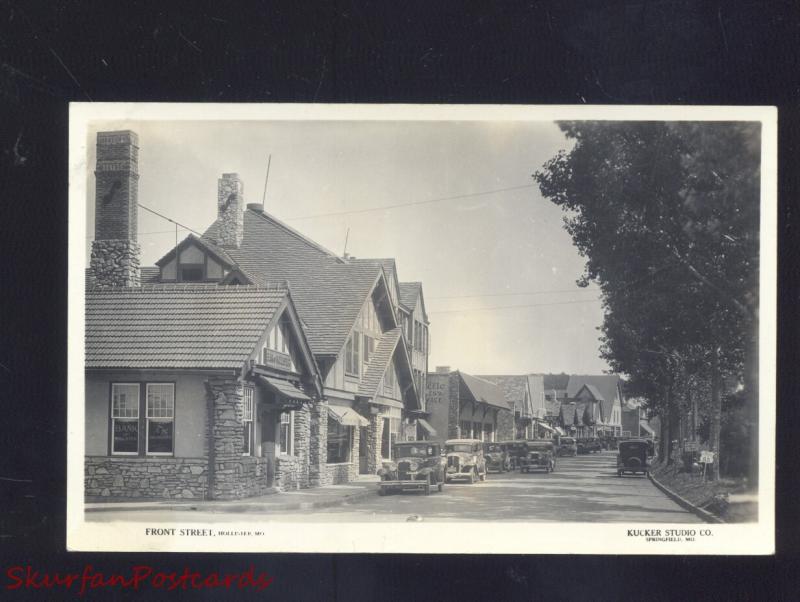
<box><xmin>85</xmin><ymin>476</ymin><xmax>379</xmax><ymax>514</ymax></box>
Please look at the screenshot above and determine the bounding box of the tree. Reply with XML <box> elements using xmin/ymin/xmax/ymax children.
<box><xmin>534</xmin><ymin>121</ymin><xmax>760</xmax><ymax>480</ymax></box>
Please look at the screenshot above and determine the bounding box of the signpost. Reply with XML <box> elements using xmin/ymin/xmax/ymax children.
<box><xmin>699</xmin><ymin>450</ymin><xmax>715</xmax><ymax>480</ymax></box>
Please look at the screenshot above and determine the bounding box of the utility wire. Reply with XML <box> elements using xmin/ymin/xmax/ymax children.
<box><xmin>427</xmin><ymin>287</ymin><xmax>600</xmax><ymax>300</ymax></box>
<box><xmin>428</xmin><ymin>298</ymin><xmax>602</xmax><ymax>315</ymax></box>
<box><xmin>137</xmin><ymin>203</ymin><xmax>204</xmax><ymax>237</ymax></box>
<box><xmin>284</xmin><ymin>183</ymin><xmax>537</xmax><ymax>221</ymax></box>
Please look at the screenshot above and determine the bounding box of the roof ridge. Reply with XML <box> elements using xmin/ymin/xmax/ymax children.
<box><xmin>87</xmin><ymin>282</ymin><xmax>289</xmax><ymax>293</ymax></box>
<box><xmin>246</xmin><ymin>206</ymin><xmax>345</xmax><ymax>262</ymax></box>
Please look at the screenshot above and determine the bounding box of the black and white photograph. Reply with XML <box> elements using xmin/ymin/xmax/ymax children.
<box><xmin>67</xmin><ymin>104</ymin><xmax>775</xmax><ymax>554</ymax></box>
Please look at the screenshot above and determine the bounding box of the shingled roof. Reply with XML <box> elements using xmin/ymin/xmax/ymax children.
<box><xmin>357</xmin><ymin>327</ymin><xmax>418</xmax><ymax>408</ymax></box>
<box><xmin>458</xmin><ymin>372</ymin><xmax>510</xmax><ymax>410</ymax></box>
<box><xmin>567</xmin><ymin>375</ymin><xmax>622</xmax><ymax>425</ymax></box>
<box><xmin>477</xmin><ymin>375</ymin><xmax>528</xmax><ymax>416</ymax></box>
<box><xmin>85</xmin><ymin>284</ymin><xmax>287</xmax><ymax>369</ymax></box>
<box><xmin>398</xmin><ymin>282</ymin><xmax>421</xmax><ymax>310</ymax></box>
<box><xmin>202</xmin><ymin>208</ymin><xmax>389</xmax><ymax>356</ymax></box>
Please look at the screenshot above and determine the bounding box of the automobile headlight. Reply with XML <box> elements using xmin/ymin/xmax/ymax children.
<box><xmin>408</xmin><ymin>461</ymin><xmax>420</xmax><ymax>471</ymax></box>
<box><xmin>472</xmin><ymin>455</ymin><xmax>477</xmax><ymax>464</ymax></box>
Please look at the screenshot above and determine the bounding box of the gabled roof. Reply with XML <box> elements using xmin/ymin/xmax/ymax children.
<box><xmin>458</xmin><ymin>372</ymin><xmax>510</xmax><ymax>411</ymax></box>
<box><xmin>398</xmin><ymin>281</ymin><xmax>429</xmax><ymax>323</ymax></box>
<box><xmin>85</xmin><ymin>283</ymin><xmax>288</xmax><ymax>369</ymax></box>
<box><xmin>201</xmin><ymin>207</ymin><xmax>390</xmax><ymax>356</ymax></box>
<box><xmin>478</xmin><ymin>375</ymin><xmax>528</xmax><ymax>416</ymax></box>
<box><xmin>575</xmin><ymin>383</ymin><xmax>605</xmax><ymax>402</ymax></box>
<box><xmin>545</xmin><ymin>398</ymin><xmax>561</xmax><ymax>417</ymax></box>
<box><xmin>358</xmin><ymin>327</ymin><xmax>418</xmax><ymax>409</ymax></box>
<box><xmin>567</xmin><ymin>375</ymin><xmax>622</xmax><ymax>425</ymax></box>
<box><xmin>85</xmin><ymin>266</ymin><xmax>160</xmax><ymax>288</ymax></box>
<box><xmin>155</xmin><ymin>233</ymin><xmax>236</xmax><ymax>268</ymax></box>
<box><xmin>541</xmin><ymin>373</ymin><xmax>571</xmax><ymax>391</ymax></box>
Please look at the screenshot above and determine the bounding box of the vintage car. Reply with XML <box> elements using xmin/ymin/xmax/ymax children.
<box><xmin>616</xmin><ymin>439</ymin><xmax>651</xmax><ymax>477</ymax></box>
<box><xmin>519</xmin><ymin>440</ymin><xmax>556</xmax><ymax>473</ymax></box>
<box><xmin>501</xmin><ymin>440</ymin><xmax>529</xmax><ymax>470</ymax></box>
<box><xmin>444</xmin><ymin>439</ymin><xmax>487</xmax><ymax>483</ymax></box>
<box><xmin>377</xmin><ymin>442</ymin><xmax>446</xmax><ymax>495</ymax></box>
<box><xmin>576</xmin><ymin>439</ymin><xmax>590</xmax><ymax>454</ymax></box>
<box><xmin>557</xmin><ymin>436</ymin><xmax>577</xmax><ymax>457</ymax></box>
<box><xmin>483</xmin><ymin>442</ymin><xmax>511</xmax><ymax>473</ymax></box>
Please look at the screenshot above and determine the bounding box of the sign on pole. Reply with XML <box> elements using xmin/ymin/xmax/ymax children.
<box><xmin>699</xmin><ymin>450</ymin><xmax>715</xmax><ymax>464</ymax></box>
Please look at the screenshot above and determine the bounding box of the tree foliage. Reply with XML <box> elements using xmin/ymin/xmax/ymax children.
<box><xmin>534</xmin><ymin>121</ymin><xmax>760</xmax><ymax>477</ymax></box>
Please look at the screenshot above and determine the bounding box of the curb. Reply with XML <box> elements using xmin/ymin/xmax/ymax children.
<box><xmin>648</xmin><ymin>472</ymin><xmax>725</xmax><ymax>524</ymax></box>
<box><xmin>86</xmin><ymin>486</ymin><xmax>377</xmax><ymax>514</ymax></box>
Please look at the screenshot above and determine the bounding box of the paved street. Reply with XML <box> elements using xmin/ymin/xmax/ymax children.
<box><xmin>89</xmin><ymin>451</ymin><xmax>700</xmax><ymax>523</ymax></box>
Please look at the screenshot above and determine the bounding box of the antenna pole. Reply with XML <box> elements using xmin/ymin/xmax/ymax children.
<box><xmin>343</xmin><ymin>227</ymin><xmax>350</xmax><ymax>258</ymax></box>
<box><xmin>261</xmin><ymin>154</ymin><xmax>272</xmax><ymax>207</ymax></box>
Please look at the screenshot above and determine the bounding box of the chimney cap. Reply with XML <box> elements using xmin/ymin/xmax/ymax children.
<box><xmin>221</xmin><ymin>172</ymin><xmax>240</xmax><ymax>179</ymax></box>
<box><xmin>247</xmin><ymin>203</ymin><xmax>264</xmax><ymax>212</ymax></box>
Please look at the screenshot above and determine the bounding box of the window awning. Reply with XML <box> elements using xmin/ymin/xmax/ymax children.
<box><xmin>256</xmin><ymin>376</ymin><xmax>311</xmax><ymax>403</ymax></box>
<box><xmin>416</xmin><ymin>418</ymin><xmax>437</xmax><ymax>437</ymax></box>
<box><xmin>537</xmin><ymin>421</ymin><xmax>557</xmax><ymax>433</ymax></box>
<box><xmin>639</xmin><ymin>420</ymin><xmax>656</xmax><ymax>436</ymax></box>
<box><xmin>328</xmin><ymin>405</ymin><xmax>368</xmax><ymax>427</ymax></box>
<box><xmin>554</xmin><ymin>426</ymin><xmax>566</xmax><ymax>436</ymax></box>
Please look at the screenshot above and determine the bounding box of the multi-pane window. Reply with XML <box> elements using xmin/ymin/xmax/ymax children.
<box><xmin>242</xmin><ymin>387</ymin><xmax>254</xmax><ymax>456</ymax></box>
<box><xmin>344</xmin><ymin>332</ymin><xmax>360</xmax><ymax>376</ymax></box>
<box><xmin>112</xmin><ymin>384</ymin><xmax>140</xmax><ymax>454</ymax></box>
<box><xmin>460</xmin><ymin>421</ymin><xmax>472</xmax><ymax>439</ymax></box>
<box><xmin>473</xmin><ymin>422</ymin><xmax>482</xmax><ymax>441</ymax></box>
<box><xmin>362</xmin><ymin>334</ymin><xmax>375</xmax><ymax>372</ymax></box>
<box><xmin>279</xmin><ymin>411</ymin><xmax>294</xmax><ymax>455</ymax></box>
<box><xmin>146</xmin><ymin>384</ymin><xmax>174</xmax><ymax>454</ymax></box>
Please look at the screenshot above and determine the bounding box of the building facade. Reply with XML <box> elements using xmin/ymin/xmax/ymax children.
<box><xmin>84</xmin><ymin>130</ymin><xmax>429</xmax><ymax>499</ymax></box>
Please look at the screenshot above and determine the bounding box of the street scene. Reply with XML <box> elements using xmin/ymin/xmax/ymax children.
<box><xmin>75</xmin><ymin>109</ymin><xmax>763</xmax><ymax>549</ymax></box>
<box><xmin>89</xmin><ymin>451</ymin><xmax>700</xmax><ymax>524</ymax></box>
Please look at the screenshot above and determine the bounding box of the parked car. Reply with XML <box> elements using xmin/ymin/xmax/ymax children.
<box><xmin>616</xmin><ymin>439</ymin><xmax>651</xmax><ymax>477</ymax></box>
<box><xmin>576</xmin><ymin>439</ymin><xmax>590</xmax><ymax>454</ymax></box>
<box><xmin>557</xmin><ymin>437</ymin><xmax>577</xmax><ymax>457</ymax></box>
<box><xmin>444</xmin><ymin>439</ymin><xmax>487</xmax><ymax>483</ymax></box>
<box><xmin>519</xmin><ymin>440</ymin><xmax>556</xmax><ymax>473</ymax></box>
<box><xmin>501</xmin><ymin>440</ymin><xmax>529</xmax><ymax>470</ymax></box>
<box><xmin>377</xmin><ymin>442</ymin><xmax>446</xmax><ymax>495</ymax></box>
<box><xmin>587</xmin><ymin>438</ymin><xmax>602</xmax><ymax>453</ymax></box>
<box><xmin>483</xmin><ymin>442</ymin><xmax>511</xmax><ymax>473</ymax></box>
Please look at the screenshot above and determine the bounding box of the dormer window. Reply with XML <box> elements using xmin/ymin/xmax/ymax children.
<box><xmin>156</xmin><ymin>234</ymin><xmax>234</xmax><ymax>283</ymax></box>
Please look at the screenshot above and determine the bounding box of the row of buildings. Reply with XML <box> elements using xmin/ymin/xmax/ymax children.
<box><xmin>83</xmin><ymin>131</ymin><xmax>643</xmax><ymax>502</ymax></box>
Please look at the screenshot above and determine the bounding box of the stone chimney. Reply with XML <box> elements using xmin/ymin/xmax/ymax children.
<box><xmin>215</xmin><ymin>173</ymin><xmax>244</xmax><ymax>248</ymax></box>
<box><xmin>90</xmin><ymin>130</ymin><xmax>141</xmax><ymax>287</ymax></box>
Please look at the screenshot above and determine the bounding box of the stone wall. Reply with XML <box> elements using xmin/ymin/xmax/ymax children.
<box><xmin>497</xmin><ymin>408</ymin><xmax>516</xmax><ymax>441</ymax></box>
<box><xmin>85</xmin><ymin>456</ymin><xmax>207</xmax><ymax>499</ymax></box>
<box><xmin>90</xmin><ymin>239</ymin><xmax>141</xmax><ymax>287</ymax></box>
<box><xmin>326</xmin><ymin>462</ymin><xmax>357</xmax><ymax>484</ymax></box>
<box><xmin>365</xmin><ymin>412</ymin><xmax>382</xmax><ymax>475</ymax></box>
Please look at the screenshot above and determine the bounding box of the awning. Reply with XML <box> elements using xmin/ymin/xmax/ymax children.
<box><xmin>328</xmin><ymin>405</ymin><xmax>369</xmax><ymax>427</ymax></box>
<box><xmin>639</xmin><ymin>420</ymin><xmax>656</xmax><ymax>436</ymax></box>
<box><xmin>373</xmin><ymin>397</ymin><xmax>403</xmax><ymax>409</ymax></box>
<box><xmin>554</xmin><ymin>426</ymin><xmax>566</xmax><ymax>436</ymax></box>
<box><xmin>416</xmin><ymin>418</ymin><xmax>437</xmax><ymax>437</ymax></box>
<box><xmin>257</xmin><ymin>376</ymin><xmax>311</xmax><ymax>402</ymax></box>
<box><xmin>537</xmin><ymin>422</ymin><xmax>557</xmax><ymax>433</ymax></box>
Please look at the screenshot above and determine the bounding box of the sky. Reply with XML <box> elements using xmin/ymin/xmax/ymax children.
<box><xmin>84</xmin><ymin>118</ymin><xmax>609</xmax><ymax>375</ymax></box>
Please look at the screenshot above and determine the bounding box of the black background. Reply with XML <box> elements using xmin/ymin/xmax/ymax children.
<box><xmin>1</xmin><ymin>1</ymin><xmax>798</xmax><ymax>599</ymax></box>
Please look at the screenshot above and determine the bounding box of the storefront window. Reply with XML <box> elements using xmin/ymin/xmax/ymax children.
<box><xmin>460</xmin><ymin>421</ymin><xmax>471</xmax><ymax>438</ymax></box>
<box><xmin>111</xmin><ymin>383</ymin><xmax>140</xmax><ymax>454</ymax></box>
<box><xmin>327</xmin><ymin>417</ymin><xmax>352</xmax><ymax>463</ymax></box>
<box><xmin>146</xmin><ymin>384</ymin><xmax>174</xmax><ymax>454</ymax></box>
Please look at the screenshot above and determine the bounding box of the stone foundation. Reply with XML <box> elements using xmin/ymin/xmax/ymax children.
<box><xmin>325</xmin><ymin>462</ymin><xmax>358</xmax><ymax>484</ymax></box>
<box><xmin>85</xmin><ymin>456</ymin><xmax>207</xmax><ymax>499</ymax></box>
<box><xmin>309</xmin><ymin>402</ymin><xmax>329</xmax><ymax>487</ymax></box>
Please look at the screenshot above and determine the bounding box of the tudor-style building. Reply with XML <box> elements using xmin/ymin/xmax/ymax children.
<box><xmin>85</xmin><ymin>132</ymin><xmax>324</xmax><ymax>500</ymax></box>
<box><xmin>566</xmin><ymin>375</ymin><xmax>624</xmax><ymax>437</ymax></box>
<box><xmin>84</xmin><ymin>130</ymin><xmax>427</xmax><ymax>499</ymax></box>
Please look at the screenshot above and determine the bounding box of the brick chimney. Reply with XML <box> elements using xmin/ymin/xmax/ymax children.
<box><xmin>215</xmin><ymin>173</ymin><xmax>244</xmax><ymax>248</ymax></box>
<box><xmin>90</xmin><ymin>130</ymin><xmax>141</xmax><ymax>287</ymax></box>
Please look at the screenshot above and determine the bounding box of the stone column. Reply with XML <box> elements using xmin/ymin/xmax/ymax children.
<box><xmin>206</xmin><ymin>376</ymin><xmax>245</xmax><ymax>499</ymax></box>
<box><xmin>308</xmin><ymin>402</ymin><xmax>329</xmax><ymax>487</ymax></box>
<box><xmin>448</xmin><ymin>372</ymin><xmax>461</xmax><ymax>439</ymax></box>
<box><xmin>293</xmin><ymin>404</ymin><xmax>311</xmax><ymax>488</ymax></box>
<box><xmin>366</xmin><ymin>412</ymin><xmax>382</xmax><ymax>475</ymax></box>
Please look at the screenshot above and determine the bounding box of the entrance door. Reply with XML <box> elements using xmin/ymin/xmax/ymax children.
<box><xmin>358</xmin><ymin>426</ymin><xmax>368</xmax><ymax>473</ymax></box>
